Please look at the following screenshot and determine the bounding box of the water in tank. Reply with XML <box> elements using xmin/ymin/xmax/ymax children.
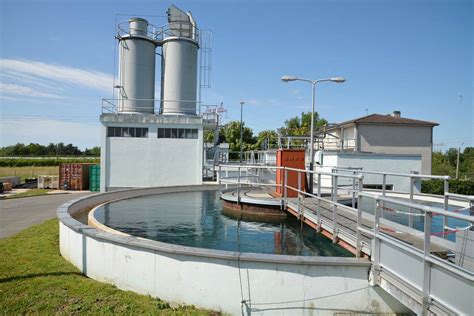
<box><xmin>117</xmin><ymin>18</ymin><xmax>157</xmax><ymax>114</ymax></box>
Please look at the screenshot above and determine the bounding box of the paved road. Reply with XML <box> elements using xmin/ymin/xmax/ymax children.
<box><xmin>0</xmin><ymin>192</ymin><xmax>93</xmax><ymax>239</ymax></box>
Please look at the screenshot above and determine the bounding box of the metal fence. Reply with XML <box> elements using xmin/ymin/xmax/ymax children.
<box><xmin>358</xmin><ymin>191</ymin><xmax>473</xmax><ymax>314</ymax></box>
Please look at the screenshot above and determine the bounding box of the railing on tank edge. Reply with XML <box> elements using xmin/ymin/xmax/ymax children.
<box><xmin>218</xmin><ymin>163</ymin><xmax>474</xmax><ymax>252</ymax></box>
<box><xmin>117</xmin><ymin>21</ymin><xmax>200</xmax><ymax>43</ymax></box>
<box><xmin>357</xmin><ymin>191</ymin><xmax>474</xmax><ymax>314</ymax></box>
<box><xmin>224</xmin><ymin>150</ymin><xmax>277</xmax><ymax>165</ymax></box>
<box><xmin>217</xmin><ymin>164</ymin><xmax>366</xmax><ymax>253</ymax></box>
<box><xmin>333</xmin><ymin>167</ymin><xmax>458</xmax><ymax>234</ymax></box>
<box><xmin>217</xmin><ymin>165</ymin><xmax>283</xmax><ymax>206</ymax></box>
<box><xmin>101</xmin><ymin>98</ymin><xmax>202</xmax><ymax>114</ymax></box>
<box><xmin>277</xmin><ymin>135</ymin><xmax>356</xmax><ymax>151</ymax></box>
<box><xmin>282</xmin><ymin>166</ymin><xmax>364</xmax><ymax>248</ymax></box>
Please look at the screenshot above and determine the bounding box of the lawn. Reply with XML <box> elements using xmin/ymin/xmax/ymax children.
<box><xmin>0</xmin><ymin>219</ymin><xmax>214</xmax><ymax>315</ymax></box>
<box><xmin>3</xmin><ymin>189</ymin><xmax>52</xmax><ymax>199</ymax></box>
<box><xmin>0</xmin><ymin>166</ymin><xmax>59</xmax><ymax>181</ymax></box>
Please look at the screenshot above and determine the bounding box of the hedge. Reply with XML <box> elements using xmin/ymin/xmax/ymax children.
<box><xmin>421</xmin><ymin>179</ymin><xmax>474</xmax><ymax>196</ymax></box>
<box><xmin>0</xmin><ymin>158</ymin><xmax>100</xmax><ymax>167</ymax></box>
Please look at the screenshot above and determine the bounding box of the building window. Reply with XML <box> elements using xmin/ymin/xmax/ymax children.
<box><xmin>157</xmin><ymin>128</ymin><xmax>198</xmax><ymax>139</ymax></box>
<box><xmin>107</xmin><ymin>127</ymin><xmax>148</xmax><ymax>138</ymax></box>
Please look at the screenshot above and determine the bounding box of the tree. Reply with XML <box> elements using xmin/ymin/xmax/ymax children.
<box><xmin>221</xmin><ymin>121</ymin><xmax>257</xmax><ymax>153</ymax></box>
<box><xmin>256</xmin><ymin>130</ymin><xmax>278</xmax><ymax>149</ymax></box>
<box><xmin>84</xmin><ymin>146</ymin><xmax>101</xmax><ymax>156</ymax></box>
<box><xmin>280</xmin><ymin>111</ymin><xmax>327</xmax><ymax>136</ymax></box>
<box><xmin>203</xmin><ymin>130</ymin><xmax>215</xmax><ymax>144</ymax></box>
<box><xmin>0</xmin><ymin>142</ymin><xmax>101</xmax><ymax>157</ymax></box>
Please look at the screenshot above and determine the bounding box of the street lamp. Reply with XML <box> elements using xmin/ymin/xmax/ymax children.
<box><xmin>239</xmin><ymin>101</ymin><xmax>245</xmax><ymax>163</ymax></box>
<box><xmin>281</xmin><ymin>76</ymin><xmax>345</xmax><ymax>192</ymax></box>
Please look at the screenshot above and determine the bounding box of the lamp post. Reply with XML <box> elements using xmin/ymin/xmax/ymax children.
<box><xmin>281</xmin><ymin>76</ymin><xmax>345</xmax><ymax>192</ymax></box>
<box><xmin>239</xmin><ymin>101</ymin><xmax>244</xmax><ymax>163</ymax></box>
<box><xmin>456</xmin><ymin>143</ymin><xmax>464</xmax><ymax>180</ymax></box>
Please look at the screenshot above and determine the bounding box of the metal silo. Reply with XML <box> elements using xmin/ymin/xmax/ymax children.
<box><xmin>161</xmin><ymin>6</ymin><xmax>199</xmax><ymax>116</ymax></box>
<box><xmin>117</xmin><ymin>18</ymin><xmax>157</xmax><ymax>114</ymax></box>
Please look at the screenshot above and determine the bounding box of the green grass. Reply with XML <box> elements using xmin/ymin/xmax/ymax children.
<box><xmin>0</xmin><ymin>219</ymin><xmax>214</xmax><ymax>315</ymax></box>
<box><xmin>3</xmin><ymin>189</ymin><xmax>52</xmax><ymax>199</ymax></box>
<box><xmin>0</xmin><ymin>166</ymin><xmax>59</xmax><ymax>181</ymax></box>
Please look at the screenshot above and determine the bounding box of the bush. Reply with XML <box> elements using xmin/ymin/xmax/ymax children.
<box><xmin>0</xmin><ymin>158</ymin><xmax>100</xmax><ymax>167</ymax></box>
<box><xmin>421</xmin><ymin>179</ymin><xmax>474</xmax><ymax>195</ymax></box>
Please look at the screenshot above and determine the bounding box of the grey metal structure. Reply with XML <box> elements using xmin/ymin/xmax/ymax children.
<box><xmin>113</xmin><ymin>6</ymin><xmax>203</xmax><ymax>116</ymax></box>
<box><xmin>117</xmin><ymin>18</ymin><xmax>158</xmax><ymax>114</ymax></box>
<box><xmin>161</xmin><ymin>5</ymin><xmax>199</xmax><ymax>116</ymax></box>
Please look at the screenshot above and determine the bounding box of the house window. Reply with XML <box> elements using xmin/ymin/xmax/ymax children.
<box><xmin>107</xmin><ymin>127</ymin><xmax>149</xmax><ymax>138</ymax></box>
<box><xmin>157</xmin><ymin>128</ymin><xmax>198</xmax><ymax>139</ymax></box>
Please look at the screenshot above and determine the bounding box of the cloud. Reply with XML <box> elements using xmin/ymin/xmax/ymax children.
<box><xmin>0</xmin><ymin>83</ymin><xmax>63</xmax><ymax>99</ymax></box>
<box><xmin>0</xmin><ymin>117</ymin><xmax>100</xmax><ymax>149</ymax></box>
<box><xmin>0</xmin><ymin>58</ymin><xmax>113</xmax><ymax>100</ymax></box>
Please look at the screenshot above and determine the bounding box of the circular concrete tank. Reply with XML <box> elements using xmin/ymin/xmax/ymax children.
<box><xmin>161</xmin><ymin>38</ymin><xmax>198</xmax><ymax>116</ymax></box>
<box><xmin>118</xmin><ymin>18</ymin><xmax>156</xmax><ymax>114</ymax></box>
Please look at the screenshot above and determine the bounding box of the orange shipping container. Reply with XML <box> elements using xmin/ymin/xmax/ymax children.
<box><xmin>275</xmin><ymin>149</ymin><xmax>306</xmax><ymax>198</ymax></box>
<box><xmin>59</xmin><ymin>163</ymin><xmax>93</xmax><ymax>190</ymax></box>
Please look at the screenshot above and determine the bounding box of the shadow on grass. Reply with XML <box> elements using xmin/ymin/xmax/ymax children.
<box><xmin>0</xmin><ymin>271</ymin><xmax>83</xmax><ymax>283</ymax></box>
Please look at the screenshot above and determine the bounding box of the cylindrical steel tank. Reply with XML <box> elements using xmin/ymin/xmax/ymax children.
<box><xmin>118</xmin><ymin>18</ymin><xmax>156</xmax><ymax>114</ymax></box>
<box><xmin>161</xmin><ymin>38</ymin><xmax>198</xmax><ymax>116</ymax></box>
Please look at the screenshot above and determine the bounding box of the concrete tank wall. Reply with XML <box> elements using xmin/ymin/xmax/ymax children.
<box><xmin>118</xmin><ymin>20</ymin><xmax>156</xmax><ymax>114</ymax></box>
<box><xmin>161</xmin><ymin>39</ymin><xmax>198</xmax><ymax>115</ymax></box>
<box><xmin>57</xmin><ymin>187</ymin><xmax>412</xmax><ymax>315</ymax></box>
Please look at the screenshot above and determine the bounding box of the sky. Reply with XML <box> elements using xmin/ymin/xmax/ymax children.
<box><xmin>0</xmin><ymin>0</ymin><xmax>472</xmax><ymax>150</ymax></box>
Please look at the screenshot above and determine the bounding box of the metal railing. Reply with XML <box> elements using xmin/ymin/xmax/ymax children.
<box><xmin>218</xmin><ymin>164</ymin><xmax>365</xmax><ymax>248</ymax></box>
<box><xmin>218</xmin><ymin>165</ymin><xmax>281</xmax><ymax>205</ymax></box>
<box><xmin>277</xmin><ymin>135</ymin><xmax>355</xmax><ymax>151</ymax></box>
<box><xmin>117</xmin><ymin>20</ymin><xmax>200</xmax><ymax>43</ymax></box>
<box><xmin>334</xmin><ymin>167</ymin><xmax>455</xmax><ymax>233</ymax></box>
<box><xmin>218</xmin><ymin>163</ymin><xmax>474</xmax><ymax>314</ymax></box>
<box><xmin>358</xmin><ymin>191</ymin><xmax>473</xmax><ymax>314</ymax></box>
<box><xmin>101</xmin><ymin>98</ymin><xmax>203</xmax><ymax>115</ymax></box>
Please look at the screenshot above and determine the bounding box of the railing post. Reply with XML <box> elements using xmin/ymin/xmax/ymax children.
<box><xmin>237</xmin><ymin>166</ymin><xmax>241</xmax><ymax>205</ymax></box>
<box><xmin>409</xmin><ymin>176</ymin><xmax>414</xmax><ymax>228</ymax></box>
<box><xmin>297</xmin><ymin>171</ymin><xmax>301</xmax><ymax>218</ymax></box>
<box><xmin>283</xmin><ymin>167</ymin><xmax>288</xmax><ymax>209</ymax></box>
<box><xmin>357</xmin><ymin>178</ymin><xmax>364</xmax><ymax>207</ymax></box>
<box><xmin>218</xmin><ymin>165</ymin><xmax>222</xmax><ymax>192</ymax></box>
<box><xmin>352</xmin><ymin>171</ymin><xmax>356</xmax><ymax>209</ymax></box>
<box><xmin>317</xmin><ymin>173</ymin><xmax>322</xmax><ymax>232</ymax></box>
<box><xmin>356</xmin><ymin>191</ymin><xmax>362</xmax><ymax>258</ymax></box>
<box><xmin>371</xmin><ymin>199</ymin><xmax>381</xmax><ymax>286</ymax></box>
<box><xmin>382</xmin><ymin>173</ymin><xmax>387</xmax><ymax>196</ymax></box>
<box><xmin>381</xmin><ymin>173</ymin><xmax>387</xmax><ymax>219</ymax></box>
<box><xmin>332</xmin><ymin>173</ymin><xmax>338</xmax><ymax>243</ymax></box>
<box><xmin>422</xmin><ymin>209</ymin><xmax>432</xmax><ymax>314</ymax></box>
<box><xmin>225</xmin><ymin>168</ymin><xmax>229</xmax><ymax>190</ymax></box>
<box><xmin>443</xmin><ymin>178</ymin><xmax>449</xmax><ymax>238</ymax></box>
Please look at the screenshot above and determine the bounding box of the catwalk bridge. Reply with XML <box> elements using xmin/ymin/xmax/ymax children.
<box><xmin>218</xmin><ymin>164</ymin><xmax>474</xmax><ymax>315</ymax></box>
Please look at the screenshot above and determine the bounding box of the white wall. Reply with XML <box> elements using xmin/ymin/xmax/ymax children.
<box><xmin>58</xmin><ymin>185</ymin><xmax>412</xmax><ymax>315</ymax></box>
<box><xmin>100</xmin><ymin>115</ymin><xmax>203</xmax><ymax>191</ymax></box>
<box><xmin>315</xmin><ymin>151</ymin><xmax>422</xmax><ymax>193</ymax></box>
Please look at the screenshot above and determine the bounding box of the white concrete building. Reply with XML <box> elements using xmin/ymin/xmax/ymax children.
<box><xmin>321</xmin><ymin>111</ymin><xmax>438</xmax><ymax>174</ymax></box>
<box><xmin>100</xmin><ymin>114</ymin><xmax>203</xmax><ymax>191</ymax></box>
<box><xmin>99</xmin><ymin>7</ymin><xmax>206</xmax><ymax>191</ymax></box>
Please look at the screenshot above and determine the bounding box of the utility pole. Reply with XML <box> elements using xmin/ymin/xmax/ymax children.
<box><xmin>239</xmin><ymin>101</ymin><xmax>244</xmax><ymax>163</ymax></box>
<box><xmin>456</xmin><ymin>146</ymin><xmax>461</xmax><ymax>180</ymax></box>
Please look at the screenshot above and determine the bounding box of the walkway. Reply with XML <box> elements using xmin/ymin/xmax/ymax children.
<box><xmin>0</xmin><ymin>192</ymin><xmax>92</xmax><ymax>238</ymax></box>
<box><xmin>220</xmin><ymin>187</ymin><xmax>450</xmax><ymax>256</ymax></box>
